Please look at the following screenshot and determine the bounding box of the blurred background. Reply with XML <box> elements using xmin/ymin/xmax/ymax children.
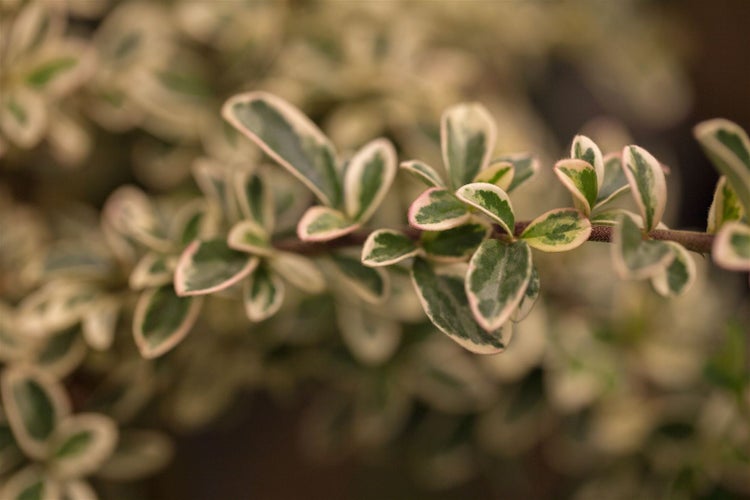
<box><xmin>1</xmin><ymin>0</ymin><xmax>749</xmax><ymax>499</ymax></box>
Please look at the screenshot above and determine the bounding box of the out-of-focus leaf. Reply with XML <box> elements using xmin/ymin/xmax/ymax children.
<box><xmin>472</xmin><ymin>161</ymin><xmax>514</xmax><ymax>191</ymax></box>
<box><xmin>174</xmin><ymin>238</ymin><xmax>258</xmax><ymax>296</ymax></box>
<box><xmin>133</xmin><ymin>285</ymin><xmax>202</xmax><ymax>359</ymax></box>
<box><xmin>0</xmin><ymin>465</ymin><xmax>60</xmax><ymax>500</ymax></box>
<box><xmin>243</xmin><ymin>265</ymin><xmax>284</xmax><ymax>322</ymax></box>
<box><xmin>50</xmin><ymin>413</ymin><xmax>118</xmax><ymax>478</ymax></box>
<box><xmin>612</xmin><ymin>212</ymin><xmax>674</xmax><ymax>279</ymax></box>
<box><xmin>97</xmin><ymin>429</ymin><xmax>174</xmax><ymax>481</ymax></box>
<box><xmin>707</xmin><ymin>176</ymin><xmax>745</xmax><ymax>234</ymax></box>
<box><xmin>400</xmin><ymin>160</ymin><xmax>445</xmax><ymax>188</ymax></box>
<box><xmin>595</xmin><ymin>153</ymin><xmax>630</xmax><ymax>208</ymax></box>
<box><xmin>270</xmin><ymin>252</ymin><xmax>326</xmax><ymax>294</ymax></box>
<box><xmin>712</xmin><ymin>221</ymin><xmax>750</xmax><ymax>271</ymax></box>
<box><xmin>336</xmin><ymin>301</ymin><xmax>401</xmax><ymax>366</ymax></box>
<box><xmin>651</xmin><ymin>242</ymin><xmax>696</xmax><ymax>297</ymax></box>
<box><xmin>329</xmin><ymin>253</ymin><xmax>389</xmax><ymax>304</ymax></box>
<box><xmin>129</xmin><ymin>252</ymin><xmax>173</xmax><ymax>290</ymax></box>
<box><xmin>227</xmin><ymin>219</ymin><xmax>273</xmax><ymax>257</ymax></box>
<box><xmin>497</xmin><ymin>153</ymin><xmax>539</xmax><ymax>193</ymax></box>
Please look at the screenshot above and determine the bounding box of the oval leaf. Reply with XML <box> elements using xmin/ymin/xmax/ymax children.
<box><xmin>520</xmin><ymin>208</ymin><xmax>592</xmax><ymax>252</ymax></box>
<box><xmin>408</xmin><ymin>188</ymin><xmax>470</xmax><ymax>231</ymax></box>
<box><xmin>554</xmin><ymin>159</ymin><xmax>597</xmax><ymax>215</ymax></box>
<box><xmin>1</xmin><ymin>365</ymin><xmax>71</xmax><ymax>460</ymax></box>
<box><xmin>133</xmin><ymin>285</ymin><xmax>202</xmax><ymax>359</ymax></box>
<box><xmin>243</xmin><ymin>265</ymin><xmax>285</xmax><ymax>322</ymax></box>
<box><xmin>297</xmin><ymin>206</ymin><xmax>360</xmax><ymax>242</ymax></box>
<box><xmin>498</xmin><ymin>153</ymin><xmax>539</xmax><ymax>193</ymax></box>
<box><xmin>102</xmin><ymin>185</ymin><xmax>171</xmax><ymax>252</ymax></box>
<box><xmin>0</xmin><ymin>465</ymin><xmax>60</xmax><ymax>500</ymax></box>
<box><xmin>707</xmin><ymin>176</ymin><xmax>744</xmax><ymax>234</ymax></box>
<box><xmin>343</xmin><ymin>138</ymin><xmax>397</xmax><ymax>222</ymax></box>
<box><xmin>222</xmin><ymin>92</ymin><xmax>341</xmax><ymax>207</ymax></box>
<box><xmin>233</xmin><ymin>168</ymin><xmax>275</xmax><ymax>232</ymax></box>
<box><xmin>466</xmin><ymin>239</ymin><xmax>532</xmax><ymax>331</ymax></box>
<box><xmin>712</xmin><ymin>221</ymin><xmax>750</xmax><ymax>271</ymax></box>
<box><xmin>472</xmin><ymin>160</ymin><xmax>514</xmax><ymax>191</ymax></box>
<box><xmin>50</xmin><ymin>413</ymin><xmax>118</xmax><ymax>479</ymax></box>
<box><xmin>595</xmin><ymin>153</ymin><xmax>630</xmax><ymax>208</ymax></box>
<box><xmin>336</xmin><ymin>302</ymin><xmax>401</xmax><ymax>366</ymax></box>
<box><xmin>694</xmin><ymin>119</ymin><xmax>750</xmax><ymax>215</ymax></box>
<box><xmin>622</xmin><ymin>145</ymin><xmax>667</xmax><ymax>232</ymax></box>
<box><xmin>82</xmin><ymin>296</ymin><xmax>120</xmax><ymax>351</ymax></box>
<box><xmin>441</xmin><ymin>103</ymin><xmax>497</xmax><ymax>189</ymax></box>
<box><xmin>455</xmin><ymin>182</ymin><xmax>515</xmax><ymax>235</ymax></box>
<box><xmin>421</xmin><ymin>222</ymin><xmax>490</xmax><ymax>262</ymax></box>
<box><xmin>361</xmin><ymin>229</ymin><xmax>419</xmax><ymax>267</ymax></box>
<box><xmin>98</xmin><ymin>429</ymin><xmax>174</xmax><ymax>481</ymax></box>
<box><xmin>411</xmin><ymin>259</ymin><xmax>507</xmax><ymax>354</ymax></box>
<box><xmin>270</xmin><ymin>252</ymin><xmax>326</xmax><ymax>294</ymax></box>
<box><xmin>651</xmin><ymin>242</ymin><xmax>696</xmax><ymax>297</ymax></box>
<box><xmin>174</xmin><ymin>239</ymin><xmax>258</xmax><ymax>296</ymax></box>
<box><xmin>129</xmin><ymin>252</ymin><xmax>173</xmax><ymax>290</ymax></box>
<box><xmin>329</xmin><ymin>253</ymin><xmax>389</xmax><ymax>304</ymax></box>
<box><xmin>612</xmin><ymin>212</ymin><xmax>674</xmax><ymax>279</ymax></box>
<box><xmin>400</xmin><ymin>160</ymin><xmax>445</xmax><ymax>188</ymax></box>
<box><xmin>227</xmin><ymin>219</ymin><xmax>273</xmax><ymax>257</ymax></box>
<box><xmin>571</xmin><ymin>135</ymin><xmax>604</xmax><ymax>186</ymax></box>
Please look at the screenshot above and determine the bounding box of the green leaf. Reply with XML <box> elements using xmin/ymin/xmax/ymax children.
<box><xmin>421</xmin><ymin>222</ymin><xmax>490</xmax><ymax>262</ymax></box>
<box><xmin>712</xmin><ymin>221</ymin><xmax>750</xmax><ymax>271</ymax></box>
<box><xmin>234</xmin><ymin>169</ymin><xmax>275</xmax><ymax>232</ymax></box>
<box><xmin>612</xmin><ymin>212</ymin><xmax>674</xmax><ymax>279</ymax></box>
<box><xmin>497</xmin><ymin>153</ymin><xmax>539</xmax><ymax>193</ymax></box>
<box><xmin>571</xmin><ymin>135</ymin><xmax>604</xmax><ymax>186</ymax></box>
<box><xmin>694</xmin><ymin>119</ymin><xmax>750</xmax><ymax>215</ymax></box>
<box><xmin>704</xmin><ymin>322</ymin><xmax>748</xmax><ymax>394</ymax></box>
<box><xmin>472</xmin><ymin>160</ymin><xmax>514</xmax><ymax>191</ymax></box>
<box><xmin>622</xmin><ymin>145</ymin><xmax>667</xmax><ymax>232</ymax></box>
<box><xmin>553</xmin><ymin>159</ymin><xmax>598</xmax><ymax>215</ymax></box>
<box><xmin>343</xmin><ymin>138</ymin><xmax>397</xmax><ymax>222</ymax></box>
<box><xmin>243</xmin><ymin>265</ymin><xmax>285</xmax><ymax>322</ymax></box>
<box><xmin>0</xmin><ymin>466</ymin><xmax>59</xmax><ymax>500</ymax></box>
<box><xmin>399</xmin><ymin>160</ymin><xmax>445</xmax><ymax>188</ymax></box>
<box><xmin>171</xmin><ymin>198</ymin><xmax>215</xmax><ymax>247</ymax></box>
<box><xmin>296</xmin><ymin>206</ymin><xmax>360</xmax><ymax>242</ymax></box>
<box><xmin>520</xmin><ymin>208</ymin><xmax>592</xmax><ymax>252</ymax></box>
<box><xmin>192</xmin><ymin>158</ymin><xmax>240</xmax><ymax>223</ymax></box>
<box><xmin>269</xmin><ymin>252</ymin><xmax>326</xmax><ymax>294</ymax></box>
<box><xmin>455</xmin><ymin>182</ymin><xmax>515</xmax><ymax>236</ymax></box>
<box><xmin>408</xmin><ymin>188</ymin><xmax>470</xmax><ymax>231</ymax></box>
<box><xmin>133</xmin><ymin>285</ymin><xmax>202</xmax><ymax>359</ymax></box>
<box><xmin>82</xmin><ymin>296</ymin><xmax>119</xmax><ymax>351</ymax></box>
<box><xmin>25</xmin><ymin>56</ymin><xmax>78</xmax><ymax>88</ymax></box>
<box><xmin>466</xmin><ymin>239</ymin><xmax>532</xmax><ymax>331</ymax></box>
<box><xmin>222</xmin><ymin>92</ymin><xmax>341</xmax><ymax>207</ymax></box>
<box><xmin>174</xmin><ymin>238</ymin><xmax>258</xmax><ymax>296</ymax></box>
<box><xmin>361</xmin><ymin>229</ymin><xmax>419</xmax><ymax>267</ymax></box>
<box><xmin>1</xmin><ymin>365</ymin><xmax>71</xmax><ymax>460</ymax></box>
<box><xmin>0</xmin><ymin>88</ymin><xmax>46</xmax><ymax>148</ymax></box>
<box><xmin>707</xmin><ymin>176</ymin><xmax>745</xmax><ymax>234</ymax></box>
<box><xmin>329</xmin><ymin>253</ymin><xmax>389</xmax><ymax>304</ymax></box>
<box><xmin>129</xmin><ymin>252</ymin><xmax>173</xmax><ymax>290</ymax></box>
<box><xmin>336</xmin><ymin>302</ymin><xmax>401</xmax><ymax>366</ymax></box>
<box><xmin>50</xmin><ymin>413</ymin><xmax>118</xmax><ymax>479</ymax></box>
<box><xmin>410</xmin><ymin>259</ymin><xmax>507</xmax><ymax>354</ymax></box>
<box><xmin>651</xmin><ymin>242</ymin><xmax>696</xmax><ymax>297</ymax></box>
<box><xmin>441</xmin><ymin>103</ymin><xmax>496</xmax><ymax>189</ymax></box>
<box><xmin>595</xmin><ymin>153</ymin><xmax>630</xmax><ymax>208</ymax></box>
<box><xmin>227</xmin><ymin>219</ymin><xmax>273</xmax><ymax>257</ymax></box>
<box><xmin>512</xmin><ymin>265</ymin><xmax>540</xmax><ymax>322</ymax></box>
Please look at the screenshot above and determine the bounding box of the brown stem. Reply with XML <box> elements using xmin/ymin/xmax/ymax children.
<box><xmin>273</xmin><ymin>223</ymin><xmax>715</xmax><ymax>255</ymax></box>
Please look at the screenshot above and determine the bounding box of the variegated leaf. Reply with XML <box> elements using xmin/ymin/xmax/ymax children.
<box><xmin>171</xmin><ymin>198</ymin><xmax>217</xmax><ymax>246</ymax></box>
<box><xmin>297</xmin><ymin>206</ymin><xmax>360</xmax><ymax>242</ymax></box>
<box><xmin>399</xmin><ymin>160</ymin><xmax>445</xmax><ymax>188</ymax></box>
<box><xmin>50</xmin><ymin>413</ymin><xmax>118</xmax><ymax>479</ymax></box>
<box><xmin>102</xmin><ymin>185</ymin><xmax>171</xmax><ymax>252</ymax></box>
<box><xmin>441</xmin><ymin>103</ymin><xmax>496</xmax><ymax>189</ymax></box>
<box><xmin>174</xmin><ymin>239</ymin><xmax>258</xmax><ymax>296</ymax></box>
<box><xmin>343</xmin><ymin>138</ymin><xmax>397</xmax><ymax>222</ymax></box>
<box><xmin>466</xmin><ymin>239</ymin><xmax>532</xmax><ymax>331</ymax></box>
<box><xmin>571</xmin><ymin>135</ymin><xmax>604</xmax><ymax>186</ymax></box>
<box><xmin>520</xmin><ymin>208</ymin><xmax>592</xmax><ymax>252</ymax></box>
<box><xmin>192</xmin><ymin>158</ymin><xmax>240</xmax><ymax>223</ymax></box>
<box><xmin>16</xmin><ymin>282</ymin><xmax>97</xmax><ymax>339</ymax></box>
<box><xmin>0</xmin><ymin>409</ymin><xmax>24</xmax><ymax>475</ymax></box>
<box><xmin>243</xmin><ymin>265</ymin><xmax>285</xmax><ymax>322</ymax></box>
<box><xmin>62</xmin><ymin>480</ymin><xmax>97</xmax><ymax>500</ymax></box>
<box><xmin>23</xmin><ymin>49</ymin><xmax>83</xmax><ymax>94</ymax></box>
<box><xmin>410</xmin><ymin>259</ymin><xmax>507</xmax><ymax>354</ymax></box>
<box><xmin>222</xmin><ymin>92</ymin><xmax>341</xmax><ymax>207</ymax></box>
<box><xmin>651</xmin><ymin>242</ymin><xmax>696</xmax><ymax>297</ymax></box>
<box><xmin>455</xmin><ymin>182</ymin><xmax>515</xmax><ymax>235</ymax></box>
<box><xmin>511</xmin><ymin>265</ymin><xmax>540</xmax><ymax>322</ymax></box>
<box><xmin>408</xmin><ymin>188</ymin><xmax>470</xmax><ymax>231</ymax></box>
<box><xmin>227</xmin><ymin>219</ymin><xmax>273</xmax><ymax>257</ymax></box>
<box><xmin>0</xmin><ymin>466</ymin><xmax>60</xmax><ymax>500</ymax></box>
<box><xmin>234</xmin><ymin>168</ymin><xmax>275</xmax><ymax>232</ymax></box>
<box><xmin>712</xmin><ymin>221</ymin><xmax>750</xmax><ymax>271</ymax></box>
<box><xmin>34</xmin><ymin>326</ymin><xmax>87</xmax><ymax>378</ymax></box>
<box><xmin>82</xmin><ymin>296</ymin><xmax>119</xmax><ymax>351</ymax></box>
<box><xmin>133</xmin><ymin>285</ymin><xmax>202</xmax><ymax>359</ymax></box>
<box><xmin>694</xmin><ymin>119</ymin><xmax>750</xmax><ymax>215</ymax></box>
<box><xmin>97</xmin><ymin>430</ymin><xmax>174</xmax><ymax>481</ymax></box>
<box><xmin>498</xmin><ymin>153</ymin><xmax>539</xmax><ymax>193</ymax></box>
<box><xmin>336</xmin><ymin>301</ymin><xmax>401</xmax><ymax>366</ymax></box>
<box><xmin>0</xmin><ymin>87</ymin><xmax>47</xmax><ymax>148</ymax></box>
<box><xmin>270</xmin><ymin>252</ymin><xmax>326</xmax><ymax>294</ymax></box>
<box><xmin>595</xmin><ymin>153</ymin><xmax>630</xmax><ymax>208</ymax></box>
<box><xmin>707</xmin><ymin>176</ymin><xmax>745</xmax><ymax>234</ymax></box>
<box><xmin>421</xmin><ymin>222</ymin><xmax>490</xmax><ymax>262</ymax></box>
<box><xmin>129</xmin><ymin>252</ymin><xmax>173</xmax><ymax>290</ymax></box>
<box><xmin>1</xmin><ymin>365</ymin><xmax>71</xmax><ymax>460</ymax></box>
<box><xmin>554</xmin><ymin>158</ymin><xmax>597</xmax><ymax>215</ymax></box>
<box><xmin>361</xmin><ymin>229</ymin><xmax>419</xmax><ymax>267</ymax></box>
<box><xmin>612</xmin><ymin>212</ymin><xmax>674</xmax><ymax>279</ymax></box>
<box><xmin>622</xmin><ymin>145</ymin><xmax>667</xmax><ymax>232</ymax></box>
<box><xmin>329</xmin><ymin>253</ymin><xmax>389</xmax><ymax>304</ymax></box>
<box><xmin>472</xmin><ymin>160</ymin><xmax>514</xmax><ymax>191</ymax></box>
